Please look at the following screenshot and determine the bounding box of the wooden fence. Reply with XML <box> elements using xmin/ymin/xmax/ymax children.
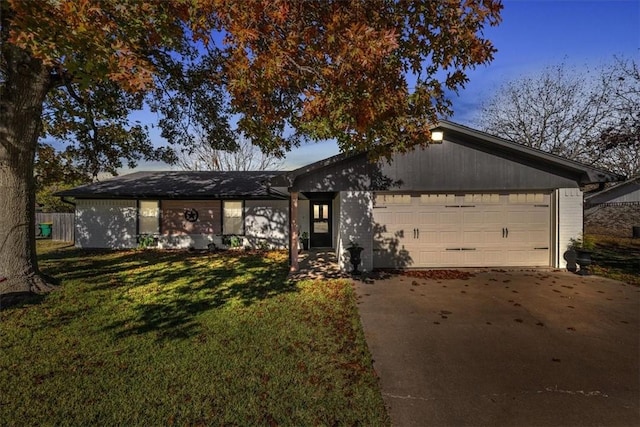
<box><xmin>35</xmin><ymin>213</ymin><xmax>75</xmax><ymax>242</ymax></box>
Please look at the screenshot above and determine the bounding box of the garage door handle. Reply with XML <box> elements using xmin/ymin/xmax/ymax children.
<box><xmin>505</xmin><ymin>228</ymin><xmax>509</xmax><ymax>238</ymax></box>
<box><xmin>502</xmin><ymin>227</ymin><xmax>505</xmax><ymax>238</ymax></box>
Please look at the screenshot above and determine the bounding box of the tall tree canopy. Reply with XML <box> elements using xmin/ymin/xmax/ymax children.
<box><xmin>477</xmin><ymin>57</ymin><xmax>639</xmax><ymax>177</ymax></box>
<box><xmin>34</xmin><ymin>144</ymin><xmax>91</xmax><ymax>212</ymax></box>
<box><xmin>1</xmin><ymin>0</ymin><xmax>502</xmax><ymax>297</ymax></box>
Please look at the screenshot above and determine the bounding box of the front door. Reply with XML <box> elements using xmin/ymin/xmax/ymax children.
<box><xmin>310</xmin><ymin>201</ymin><xmax>332</xmax><ymax>247</ymax></box>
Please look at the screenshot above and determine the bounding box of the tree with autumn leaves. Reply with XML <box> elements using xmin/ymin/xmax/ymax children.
<box><xmin>0</xmin><ymin>0</ymin><xmax>502</xmax><ymax>298</ymax></box>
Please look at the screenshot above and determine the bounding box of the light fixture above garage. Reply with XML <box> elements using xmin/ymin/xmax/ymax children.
<box><xmin>431</xmin><ymin>130</ymin><xmax>444</xmax><ymax>142</ymax></box>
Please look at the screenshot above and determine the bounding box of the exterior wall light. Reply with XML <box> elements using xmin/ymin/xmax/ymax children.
<box><xmin>431</xmin><ymin>130</ymin><xmax>444</xmax><ymax>142</ymax></box>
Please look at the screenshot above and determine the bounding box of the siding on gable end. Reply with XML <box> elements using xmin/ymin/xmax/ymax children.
<box><xmin>337</xmin><ymin>191</ymin><xmax>373</xmax><ymax>272</ymax></box>
<box><xmin>556</xmin><ymin>188</ymin><xmax>583</xmax><ymax>269</ymax></box>
<box><xmin>244</xmin><ymin>200</ymin><xmax>289</xmax><ymax>248</ymax></box>
<box><xmin>75</xmin><ymin>199</ymin><xmax>137</xmax><ymax>249</ymax></box>
<box><xmin>379</xmin><ymin>142</ymin><xmax>581</xmax><ymax>192</ymax></box>
<box><xmin>291</xmin><ymin>142</ymin><xmax>586</xmax><ymax>194</ymax></box>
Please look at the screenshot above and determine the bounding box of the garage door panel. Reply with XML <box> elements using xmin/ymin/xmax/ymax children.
<box><xmin>419</xmin><ymin>230</ymin><xmax>439</xmax><ymax>243</ymax></box>
<box><xmin>463</xmin><ymin>210</ymin><xmax>485</xmax><ymax>225</ymax></box>
<box><xmin>508</xmin><ymin>212</ymin><xmax>547</xmax><ymax>227</ymax></box>
<box><xmin>441</xmin><ymin>210</ymin><xmax>462</xmax><ymax>224</ymax></box>
<box><xmin>506</xmin><ymin>249</ymin><xmax>549</xmax><ymax>266</ymax></box>
<box><xmin>528</xmin><ymin>230</ymin><xmax>550</xmax><ymax>244</ymax></box>
<box><xmin>417</xmin><ymin>211</ymin><xmax>439</xmax><ymax>225</ymax></box>
<box><xmin>482</xmin><ymin>216</ymin><xmax>503</xmax><ymax>228</ymax></box>
<box><xmin>480</xmin><ymin>249</ymin><xmax>505</xmax><ymax>263</ymax></box>
<box><xmin>462</xmin><ymin>230</ymin><xmax>502</xmax><ymax>245</ymax></box>
<box><xmin>462</xmin><ymin>230</ymin><xmax>483</xmax><ymax>245</ymax></box>
<box><xmin>505</xmin><ymin>230</ymin><xmax>531</xmax><ymax>243</ymax></box>
<box><xmin>440</xmin><ymin>231</ymin><xmax>461</xmax><ymax>245</ymax></box>
<box><xmin>396</xmin><ymin>211</ymin><xmax>413</xmax><ymax>224</ymax></box>
<box><xmin>373</xmin><ymin>210</ymin><xmax>394</xmax><ymax>223</ymax></box>
<box><xmin>508</xmin><ymin>230</ymin><xmax>548</xmax><ymax>245</ymax></box>
<box><xmin>414</xmin><ymin>249</ymin><xmax>443</xmax><ymax>266</ymax></box>
<box><xmin>462</xmin><ymin>250</ymin><xmax>485</xmax><ymax>265</ymax></box>
<box><xmin>441</xmin><ymin>249</ymin><xmax>465</xmax><ymax>266</ymax></box>
<box><xmin>373</xmin><ymin>193</ymin><xmax>551</xmax><ymax>268</ymax></box>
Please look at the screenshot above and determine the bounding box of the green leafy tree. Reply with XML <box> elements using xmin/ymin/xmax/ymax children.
<box><xmin>1</xmin><ymin>0</ymin><xmax>501</xmax><ymax>297</ymax></box>
<box><xmin>34</xmin><ymin>144</ymin><xmax>91</xmax><ymax>212</ymax></box>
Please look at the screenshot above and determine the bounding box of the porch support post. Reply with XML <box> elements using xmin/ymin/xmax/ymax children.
<box><xmin>289</xmin><ymin>190</ymin><xmax>299</xmax><ymax>272</ymax></box>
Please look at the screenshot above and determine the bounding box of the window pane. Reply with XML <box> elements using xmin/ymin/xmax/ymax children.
<box><xmin>223</xmin><ymin>201</ymin><xmax>243</xmax><ymax>234</ymax></box>
<box><xmin>313</xmin><ymin>204</ymin><xmax>328</xmax><ymax>219</ymax></box>
<box><xmin>313</xmin><ymin>220</ymin><xmax>329</xmax><ymax>233</ymax></box>
<box><xmin>139</xmin><ymin>200</ymin><xmax>159</xmax><ymax>234</ymax></box>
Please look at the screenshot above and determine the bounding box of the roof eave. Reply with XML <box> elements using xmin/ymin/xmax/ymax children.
<box><xmin>436</xmin><ymin>120</ymin><xmax>625</xmax><ymax>185</ymax></box>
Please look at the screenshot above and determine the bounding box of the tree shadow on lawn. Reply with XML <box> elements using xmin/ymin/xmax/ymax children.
<box><xmin>94</xmin><ymin>251</ymin><xmax>297</xmax><ymax>341</ymax></box>
<box><xmin>40</xmin><ymin>249</ymin><xmax>199</xmax><ymax>284</ymax></box>
<box><xmin>32</xmin><ymin>248</ymin><xmax>298</xmax><ymax>340</ymax></box>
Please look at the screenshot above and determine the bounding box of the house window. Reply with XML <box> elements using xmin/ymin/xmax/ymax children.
<box><xmin>139</xmin><ymin>200</ymin><xmax>159</xmax><ymax>234</ymax></box>
<box><xmin>223</xmin><ymin>200</ymin><xmax>243</xmax><ymax>234</ymax></box>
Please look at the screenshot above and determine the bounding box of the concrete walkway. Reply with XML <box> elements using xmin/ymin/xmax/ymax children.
<box><xmin>289</xmin><ymin>249</ymin><xmax>350</xmax><ymax>281</ymax></box>
<box><xmin>355</xmin><ymin>270</ymin><xmax>640</xmax><ymax>426</ymax></box>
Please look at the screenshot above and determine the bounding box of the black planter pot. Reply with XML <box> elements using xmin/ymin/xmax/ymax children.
<box><xmin>575</xmin><ymin>249</ymin><xmax>592</xmax><ymax>276</ymax></box>
<box><xmin>347</xmin><ymin>246</ymin><xmax>364</xmax><ymax>275</ymax></box>
<box><xmin>301</xmin><ymin>239</ymin><xmax>309</xmax><ymax>251</ymax></box>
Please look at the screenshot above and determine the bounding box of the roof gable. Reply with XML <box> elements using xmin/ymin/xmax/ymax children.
<box><xmin>436</xmin><ymin>121</ymin><xmax>623</xmax><ymax>184</ymax></box>
<box><xmin>281</xmin><ymin>120</ymin><xmax>623</xmax><ymax>191</ymax></box>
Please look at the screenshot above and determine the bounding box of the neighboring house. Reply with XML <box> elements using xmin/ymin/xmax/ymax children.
<box><xmin>585</xmin><ymin>176</ymin><xmax>640</xmax><ymax>237</ymax></box>
<box><xmin>57</xmin><ymin>121</ymin><xmax>622</xmax><ymax>271</ymax></box>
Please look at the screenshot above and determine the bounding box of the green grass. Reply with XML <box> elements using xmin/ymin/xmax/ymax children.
<box><xmin>0</xmin><ymin>241</ymin><xmax>389</xmax><ymax>426</ymax></box>
<box><xmin>588</xmin><ymin>233</ymin><xmax>640</xmax><ymax>286</ymax></box>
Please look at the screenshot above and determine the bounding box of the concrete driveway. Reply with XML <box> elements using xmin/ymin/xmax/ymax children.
<box><xmin>355</xmin><ymin>270</ymin><xmax>640</xmax><ymax>426</ymax></box>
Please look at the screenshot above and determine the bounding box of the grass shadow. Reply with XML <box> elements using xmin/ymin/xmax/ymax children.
<box><xmin>67</xmin><ymin>250</ymin><xmax>299</xmax><ymax>342</ymax></box>
<box><xmin>0</xmin><ymin>292</ymin><xmax>47</xmax><ymax>311</ymax></box>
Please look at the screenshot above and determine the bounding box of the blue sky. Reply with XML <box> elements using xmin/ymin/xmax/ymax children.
<box><xmin>277</xmin><ymin>0</ymin><xmax>640</xmax><ymax>169</ymax></box>
<box><xmin>117</xmin><ymin>0</ymin><xmax>640</xmax><ymax>172</ymax></box>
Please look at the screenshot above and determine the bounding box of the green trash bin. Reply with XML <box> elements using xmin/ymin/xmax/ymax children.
<box><xmin>38</xmin><ymin>223</ymin><xmax>53</xmax><ymax>238</ymax></box>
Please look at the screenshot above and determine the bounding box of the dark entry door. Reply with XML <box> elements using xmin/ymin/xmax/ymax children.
<box><xmin>310</xmin><ymin>201</ymin><xmax>332</xmax><ymax>247</ymax></box>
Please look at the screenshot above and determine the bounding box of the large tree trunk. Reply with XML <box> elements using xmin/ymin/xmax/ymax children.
<box><xmin>0</xmin><ymin>43</ymin><xmax>56</xmax><ymax>300</ymax></box>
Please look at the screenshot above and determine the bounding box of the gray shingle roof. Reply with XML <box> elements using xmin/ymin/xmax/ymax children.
<box><xmin>56</xmin><ymin>171</ymin><xmax>287</xmax><ymax>199</ymax></box>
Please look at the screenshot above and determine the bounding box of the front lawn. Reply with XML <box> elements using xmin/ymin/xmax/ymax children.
<box><xmin>0</xmin><ymin>242</ymin><xmax>389</xmax><ymax>426</ymax></box>
<box><xmin>588</xmin><ymin>233</ymin><xmax>640</xmax><ymax>286</ymax></box>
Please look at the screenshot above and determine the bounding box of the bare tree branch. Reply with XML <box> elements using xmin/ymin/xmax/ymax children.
<box><xmin>476</xmin><ymin>57</ymin><xmax>639</xmax><ymax>177</ymax></box>
<box><xmin>177</xmin><ymin>136</ymin><xmax>283</xmax><ymax>171</ymax></box>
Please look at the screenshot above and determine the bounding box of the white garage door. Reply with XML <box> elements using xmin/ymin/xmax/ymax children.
<box><xmin>373</xmin><ymin>193</ymin><xmax>551</xmax><ymax>268</ymax></box>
